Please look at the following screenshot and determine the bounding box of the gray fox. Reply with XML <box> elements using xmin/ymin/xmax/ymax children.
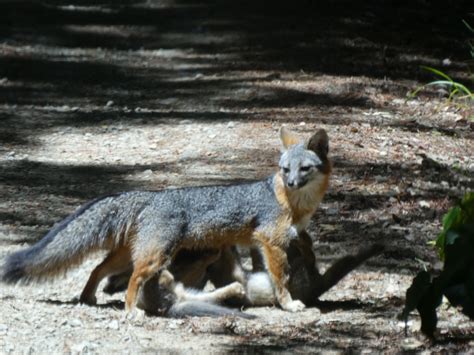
<box><xmin>1</xmin><ymin>127</ymin><xmax>331</xmax><ymax>312</ymax></box>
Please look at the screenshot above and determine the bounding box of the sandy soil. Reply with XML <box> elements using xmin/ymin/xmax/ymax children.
<box><xmin>0</xmin><ymin>0</ymin><xmax>473</xmax><ymax>352</ymax></box>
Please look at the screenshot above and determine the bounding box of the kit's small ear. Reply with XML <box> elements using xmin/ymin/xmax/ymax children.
<box><xmin>279</xmin><ymin>126</ymin><xmax>301</xmax><ymax>149</ymax></box>
<box><xmin>306</xmin><ymin>129</ymin><xmax>329</xmax><ymax>158</ymax></box>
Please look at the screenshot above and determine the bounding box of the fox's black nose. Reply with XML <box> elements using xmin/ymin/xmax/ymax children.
<box><xmin>287</xmin><ymin>181</ymin><xmax>295</xmax><ymax>187</ymax></box>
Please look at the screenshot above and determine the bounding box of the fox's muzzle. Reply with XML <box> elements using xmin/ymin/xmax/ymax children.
<box><xmin>286</xmin><ymin>178</ymin><xmax>308</xmax><ymax>190</ymax></box>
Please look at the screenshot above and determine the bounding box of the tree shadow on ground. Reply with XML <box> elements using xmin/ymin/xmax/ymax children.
<box><xmin>0</xmin><ymin>0</ymin><xmax>471</xmax><ymax>150</ymax></box>
<box><xmin>221</xmin><ymin>315</ymin><xmax>406</xmax><ymax>352</ymax></box>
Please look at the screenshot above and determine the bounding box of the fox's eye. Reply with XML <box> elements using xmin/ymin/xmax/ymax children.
<box><xmin>282</xmin><ymin>167</ymin><xmax>290</xmax><ymax>174</ymax></box>
<box><xmin>300</xmin><ymin>166</ymin><xmax>312</xmax><ymax>172</ymax></box>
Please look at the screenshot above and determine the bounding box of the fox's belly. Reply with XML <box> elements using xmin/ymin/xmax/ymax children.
<box><xmin>179</xmin><ymin>221</ymin><xmax>257</xmax><ymax>250</ymax></box>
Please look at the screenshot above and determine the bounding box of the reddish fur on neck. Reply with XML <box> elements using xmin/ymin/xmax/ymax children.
<box><xmin>274</xmin><ymin>167</ymin><xmax>331</xmax><ymax>226</ymax></box>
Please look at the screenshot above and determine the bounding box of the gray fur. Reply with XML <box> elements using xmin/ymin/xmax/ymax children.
<box><xmin>279</xmin><ymin>143</ymin><xmax>323</xmax><ymax>189</ymax></box>
<box><xmin>136</xmin><ymin>273</ymin><xmax>255</xmax><ymax>319</ymax></box>
<box><xmin>168</xmin><ymin>301</ymin><xmax>255</xmax><ymax>319</ymax></box>
<box><xmin>2</xmin><ymin>192</ymin><xmax>149</xmax><ymax>283</ymax></box>
<box><xmin>2</xmin><ymin>177</ymin><xmax>282</xmax><ymax>284</ymax></box>
<box><xmin>279</xmin><ymin>128</ymin><xmax>329</xmax><ymax>190</ymax></box>
<box><xmin>134</xmin><ymin>177</ymin><xmax>281</xmax><ymax>253</ymax></box>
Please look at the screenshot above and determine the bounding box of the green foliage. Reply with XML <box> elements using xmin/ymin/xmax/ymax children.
<box><xmin>462</xmin><ymin>19</ymin><xmax>474</xmax><ymax>59</ymax></box>
<box><xmin>410</xmin><ymin>20</ymin><xmax>474</xmax><ymax>105</ymax></box>
<box><xmin>436</xmin><ymin>192</ymin><xmax>474</xmax><ymax>259</ymax></box>
<box><xmin>410</xmin><ymin>66</ymin><xmax>473</xmax><ymax>101</ymax></box>
<box><xmin>402</xmin><ymin>192</ymin><xmax>474</xmax><ymax>337</ymax></box>
<box><xmin>410</xmin><ymin>64</ymin><xmax>473</xmax><ymax>102</ymax></box>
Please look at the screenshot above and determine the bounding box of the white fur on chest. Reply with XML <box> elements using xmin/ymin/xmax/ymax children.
<box><xmin>293</xmin><ymin>216</ymin><xmax>312</xmax><ymax>233</ymax></box>
<box><xmin>288</xmin><ymin>174</ymin><xmax>325</xmax><ymax>232</ymax></box>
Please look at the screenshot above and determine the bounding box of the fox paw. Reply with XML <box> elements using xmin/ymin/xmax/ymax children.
<box><xmin>228</xmin><ymin>282</ymin><xmax>246</xmax><ymax>298</ymax></box>
<box><xmin>124</xmin><ymin>307</ymin><xmax>145</xmax><ymax>322</ymax></box>
<box><xmin>79</xmin><ymin>294</ymin><xmax>97</xmax><ymax>305</ymax></box>
<box><xmin>283</xmin><ymin>300</ymin><xmax>306</xmax><ymax>312</ymax></box>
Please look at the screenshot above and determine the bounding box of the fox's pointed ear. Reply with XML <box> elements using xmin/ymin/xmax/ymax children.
<box><xmin>279</xmin><ymin>126</ymin><xmax>301</xmax><ymax>149</ymax></box>
<box><xmin>306</xmin><ymin>129</ymin><xmax>329</xmax><ymax>158</ymax></box>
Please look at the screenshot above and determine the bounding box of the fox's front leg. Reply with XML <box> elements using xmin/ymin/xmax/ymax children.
<box><xmin>259</xmin><ymin>240</ymin><xmax>305</xmax><ymax>312</ymax></box>
<box><xmin>126</xmin><ymin>252</ymin><xmax>169</xmax><ymax>311</ymax></box>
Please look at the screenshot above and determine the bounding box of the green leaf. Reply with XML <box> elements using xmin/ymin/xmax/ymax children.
<box><xmin>436</xmin><ymin>206</ymin><xmax>463</xmax><ymax>258</ymax></box>
<box><xmin>462</xmin><ymin>19</ymin><xmax>474</xmax><ymax>33</ymax></box>
<box><xmin>409</xmin><ymin>194</ymin><xmax>474</xmax><ymax>337</ymax></box>
<box><xmin>448</xmin><ymin>87</ymin><xmax>460</xmax><ymax>101</ymax></box>
<box><xmin>419</xmin><ymin>65</ymin><xmax>473</xmax><ymax>99</ymax></box>
<box><xmin>451</xmin><ymin>83</ymin><xmax>472</xmax><ymax>97</ymax></box>
<box><xmin>421</xmin><ymin>66</ymin><xmax>454</xmax><ymax>82</ymax></box>
<box><xmin>425</xmin><ymin>80</ymin><xmax>455</xmax><ymax>87</ymax></box>
<box><xmin>443</xmin><ymin>206</ymin><xmax>462</xmax><ymax>232</ymax></box>
<box><xmin>435</xmin><ymin>231</ymin><xmax>446</xmax><ymax>260</ymax></box>
<box><xmin>461</xmin><ymin>192</ymin><xmax>474</xmax><ymax>205</ymax></box>
<box><xmin>424</xmin><ymin>81</ymin><xmax>473</xmax><ymax>97</ymax></box>
<box><xmin>460</xmin><ymin>192</ymin><xmax>474</xmax><ymax>222</ymax></box>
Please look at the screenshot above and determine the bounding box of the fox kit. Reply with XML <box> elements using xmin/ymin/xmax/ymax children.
<box><xmin>104</xmin><ymin>247</ymin><xmax>254</xmax><ymax>318</ymax></box>
<box><xmin>103</xmin><ymin>248</ymin><xmax>224</xmax><ymax>295</ymax></box>
<box><xmin>206</xmin><ymin>241</ymin><xmax>384</xmax><ymax>308</ymax></box>
<box><xmin>1</xmin><ymin>127</ymin><xmax>330</xmax><ymax>312</ymax></box>
<box><xmin>136</xmin><ymin>269</ymin><xmax>254</xmax><ymax>319</ymax></box>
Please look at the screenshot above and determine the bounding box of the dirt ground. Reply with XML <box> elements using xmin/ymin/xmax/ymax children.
<box><xmin>1</xmin><ymin>0</ymin><xmax>473</xmax><ymax>353</ymax></box>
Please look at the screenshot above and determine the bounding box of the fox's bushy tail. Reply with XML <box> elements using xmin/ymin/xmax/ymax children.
<box><xmin>1</xmin><ymin>192</ymin><xmax>148</xmax><ymax>284</ymax></box>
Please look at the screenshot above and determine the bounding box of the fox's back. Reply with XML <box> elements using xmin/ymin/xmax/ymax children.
<box><xmin>134</xmin><ymin>176</ymin><xmax>282</xmax><ymax>246</ymax></box>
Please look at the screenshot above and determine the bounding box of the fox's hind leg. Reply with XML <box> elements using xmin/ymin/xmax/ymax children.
<box><xmin>205</xmin><ymin>282</ymin><xmax>246</xmax><ymax>303</ymax></box>
<box><xmin>103</xmin><ymin>248</ymin><xmax>221</xmax><ymax>296</ymax></box>
<box><xmin>80</xmin><ymin>245</ymin><xmax>131</xmax><ymax>305</ymax></box>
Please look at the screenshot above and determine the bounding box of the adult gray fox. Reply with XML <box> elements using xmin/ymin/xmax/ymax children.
<box><xmin>2</xmin><ymin>127</ymin><xmax>331</xmax><ymax>312</ymax></box>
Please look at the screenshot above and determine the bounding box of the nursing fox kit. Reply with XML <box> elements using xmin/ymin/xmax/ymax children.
<box><xmin>2</xmin><ymin>127</ymin><xmax>331</xmax><ymax>312</ymax></box>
